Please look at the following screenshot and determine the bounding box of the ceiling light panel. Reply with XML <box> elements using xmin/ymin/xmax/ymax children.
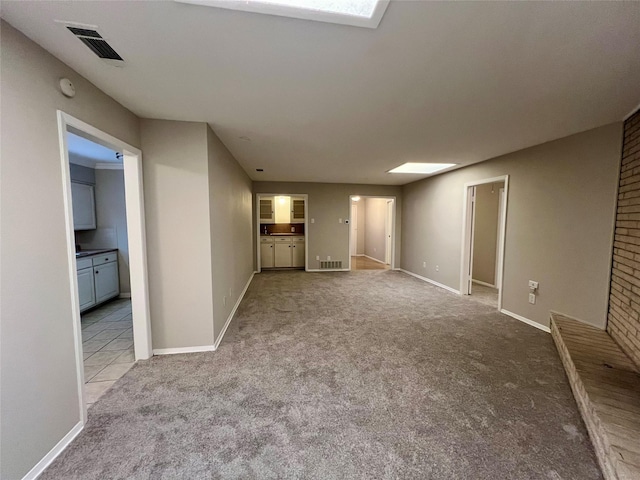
<box><xmin>388</xmin><ymin>163</ymin><xmax>457</xmax><ymax>174</ymax></box>
<box><xmin>174</xmin><ymin>0</ymin><xmax>390</xmax><ymax>28</ymax></box>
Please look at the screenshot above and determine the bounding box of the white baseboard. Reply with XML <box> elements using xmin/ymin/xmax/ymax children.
<box><xmin>214</xmin><ymin>271</ymin><xmax>255</xmax><ymax>349</ymax></box>
<box><xmin>500</xmin><ymin>309</ymin><xmax>551</xmax><ymax>333</ymax></box>
<box><xmin>472</xmin><ymin>279</ymin><xmax>495</xmax><ymax>288</ymax></box>
<box><xmin>153</xmin><ymin>345</ymin><xmax>216</xmax><ymax>355</ymax></box>
<box><xmin>363</xmin><ymin>254</ymin><xmax>387</xmax><ymax>265</ymax></box>
<box><xmin>399</xmin><ymin>269</ymin><xmax>460</xmax><ymax>295</ymax></box>
<box><xmin>22</xmin><ymin>421</ymin><xmax>83</xmax><ymax>480</ymax></box>
<box><xmin>118</xmin><ymin>293</ymin><xmax>132</xmax><ymax>299</ymax></box>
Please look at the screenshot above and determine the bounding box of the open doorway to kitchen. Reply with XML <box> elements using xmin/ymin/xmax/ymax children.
<box><xmin>349</xmin><ymin>196</ymin><xmax>395</xmax><ymax>271</ymax></box>
<box><xmin>256</xmin><ymin>193</ymin><xmax>308</xmax><ymax>272</ymax></box>
<box><xmin>460</xmin><ymin>176</ymin><xmax>508</xmax><ymax>310</ymax></box>
<box><xmin>57</xmin><ymin>112</ymin><xmax>151</xmax><ymax>423</ymax></box>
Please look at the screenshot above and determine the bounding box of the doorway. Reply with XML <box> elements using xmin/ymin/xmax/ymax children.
<box><xmin>57</xmin><ymin>111</ymin><xmax>151</xmax><ymax>423</ymax></box>
<box><xmin>349</xmin><ymin>196</ymin><xmax>396</xmax><ymax>271</ymax></box>
<box><xmin>460</xmin><ymin>176</ymin><xmax>509</xmax><ymax>310</ymax></box>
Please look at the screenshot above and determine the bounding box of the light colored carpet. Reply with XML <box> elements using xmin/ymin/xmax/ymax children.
<box><xmin>41</xmin><ymin>270</ymin><xmax>601</xmax><ymax>479</ymax></box>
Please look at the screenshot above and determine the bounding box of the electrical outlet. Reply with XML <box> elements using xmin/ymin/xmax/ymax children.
<box><xmin>223</xmin><ymin>296</ymin><xmax>227</xmax><ymax>306</ymax></box>
<box><xmin>327</xmin><ymin>256</ymin><xmax>331</xmax><ymax>261</ymax></box>
<box><xmin>436</xmin><ymin>265</ymin><xmax>439</xmax><ymax>272</ymax></box>
<box><xmin>229</xmin><ymin>287</ymin><xmax>232</xmax><ymax>298</ymax></box>
<box><xmin>423</xmin><ymin>262</ymin><xmax>426</xmax><ymax>268</ymax></box>
<box><xmin>373</xmin><ymin>247</ymin><xmax>377</xmax><ymax>253</ymax></box>
<box><xmin>316</xmin><ymin>255</ymin><xmax>320</xmax><ymax>260</ymax></box>
<box><xmin>529</xmin><ymin>293</ymin><xmax>536</xmax><ymax>304</ymax></box>
<box><xmin>339</xmin><ymin>218</ymin><xmax>342</xmax><ymax>223</ymax></box>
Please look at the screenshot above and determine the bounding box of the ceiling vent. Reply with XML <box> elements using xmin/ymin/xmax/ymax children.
<box><xmin>65</xmin><ymin>24</ymin><xmax>123</xmax><ymax>62</ymax></box>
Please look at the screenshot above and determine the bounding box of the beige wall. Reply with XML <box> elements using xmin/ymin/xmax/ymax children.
<box><xmin>472</xmin><ymin>182</ymin><xmax>504</xmax><ymax>286</ymax></box>
<box><xmin>207</xmin><ymin>125</ymin><xmax>254</xmax><ymax>341</ymax></box>
<box><xmin>364</xmin><ymin>198</ymin><xmax>388</xmax><ymax>263</ymax></box>
<box><xmin>76</xmin><ymin>168</ymin><xmax>131</xmax><ymax>294</ymax></box>
<box><xmin>0</xmin><ymin>21</ymin><xmax>140</xmax><ymax>479</ymax></box>
<box><xmin>141</xmin><ymin>120</ymin><xmax>215</xmax><ymax>349</ymax></box>
<box><xmin>402</xmin><ymin>123</ymin><xmax>621</xmax><ymax>329</ymax></box>
<box><xmin>254</xmin><ymin>182</ymin><xmax>402</xmax><ymax>269</ymax></box>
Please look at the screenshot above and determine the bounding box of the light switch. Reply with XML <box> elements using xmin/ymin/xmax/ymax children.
<box><xmin>529</xmin><ymin>293</ymin><xmax>536</xmax><ymax>304</ymax></box>
<box><xmin>311</xmin><ymin>218</ymin><xmax>315</xmax><ymax>223</ymax></box>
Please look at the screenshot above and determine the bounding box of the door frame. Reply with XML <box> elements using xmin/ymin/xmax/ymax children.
<box><xmin>255</xmin><ymin>193</ymin><xmax>309</xmax><ymax>273</ymax></box>
<box><xmin>57</xmin><ymin>111</ymin><xmax>153</xmax><ymax>424</ymax></box>
<box><xmin>348</xmin><ymin>195</ymin><xmax>397</xmax><ymax>271</ymax></box>
<box><xmin>385</xmin><ymin>199</ymin><xmax>393</xmax><ymax>265</ymax></box>
<box><xmin>350</xmin><ymin>203</ymin><xmax>358</xmax><ymax>256</ymax></box>
<box><xmin>459</xmin><ymin>175</ymin><xmax>509</xmax><ymax>310</ymax></box>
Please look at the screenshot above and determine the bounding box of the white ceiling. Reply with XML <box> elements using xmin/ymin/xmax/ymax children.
<box><xmin>3</xmin><ymin>1</ymin><xmax>639</xmax><ymax>185</ymax></box>
<box><xmin>67</xmin><ymin>132</ymin><xmax>120</xmax><ymax>167</ymax></box>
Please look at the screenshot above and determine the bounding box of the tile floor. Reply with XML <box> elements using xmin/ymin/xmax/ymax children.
<box><xmin>469</xmin><ymin>282</ymin><xmax>499</xmax><ymax>308</ymax></box>
<box><xmin>81</xmin><ymin>298</ymin><xmax>134</xmax><ymax>407</ymax></box>
<box><xmin>351</xmin><ymin>255</ymin><xmax>390</xmax><ymax>270</ymax></box>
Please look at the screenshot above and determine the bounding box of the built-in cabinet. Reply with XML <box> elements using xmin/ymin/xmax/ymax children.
<box><xmin>260</xmin><ymin>237</ymin><xmax>275</xmax><ymax>268</ymax></box>
<box><xmin>259</xmin><ymin>197</ymin><xmax>274</xmax><ymax>223</ymax></box>
<box><xmin>71</xmin><ymin>182</ymin><xmax>97</xmax><ymax>230</ymax></box>
<box><xmin>259</xmin><ymin>196</ymin><xmax>305</xmax><ymax>224</ymax></box>
<box><xmin>261</xmin><ymin>236</ymin><xmax>305</xmax><ymax>269</ymax></box>
<box><xmin>76</xmin><ymin>251</ymin><xmax>120</xmax><ymax>312</ymax></box>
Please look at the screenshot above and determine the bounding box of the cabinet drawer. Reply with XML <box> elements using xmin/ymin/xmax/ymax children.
<box><xmin>76</xmin><ymin>258</ymin><xmax>93</xmax><ymax>271</ymax></box>
<box><xmin>274</xmin><ymin>237</ymin><xmax>293</xmax><ymax>243</ymax></box>
<box><xmin>92</xmin><ymin>253</ymin><xmax>117</xmax><ymax>266</ymax></box>
<box><xmin>292</xmin><ymin>236</ymin><xmax>305</xmax><ymax>243</ymax></box>
<box><xmin>260</xmin><ymin>236</ymin><xmax>275</xmax><ymax>243</ymax></box>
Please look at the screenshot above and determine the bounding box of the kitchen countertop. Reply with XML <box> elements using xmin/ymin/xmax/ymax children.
<box><xmin>261</xmin><ymin>233</ymin><xmax>304</xmax><ymax>236</ymax></box>
<box><xmin>76</xmin><ymin>248</ymin><xmax>118</xmax><ymax>258</ymax></box>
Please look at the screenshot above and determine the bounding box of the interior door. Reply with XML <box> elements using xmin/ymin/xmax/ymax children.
<box><xmin>385</xmin><ymin>200</ymin><xmax>393</xmax><ymax>265</ymax></box>
<box><xmin>350</xmin><ymin>204</ymin><xmax>358</xmax><ymax>256</ymax></box>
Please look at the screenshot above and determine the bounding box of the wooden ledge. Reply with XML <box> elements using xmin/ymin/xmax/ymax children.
<box><xmin>550</xmin><ymin>313</ymin><xmax>640</xmax><ymax>480</ymax></box>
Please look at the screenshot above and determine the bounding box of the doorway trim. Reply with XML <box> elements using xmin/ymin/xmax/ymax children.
<box><xmin>348</xmin><ymin>195</ymin><xmax>397</xmax><ymax>271</ymax></box>
<box><xmin>255</xmin><ymin>193</ymin><xmax>309</xmax><ymax>273</ymax></box>
<box><xmin>459</xmin><ymin>175</ymin><xmax>509</xmax><ymax>310</ymax></box>
<box><xmin>57</xmin><ymin>111</ymin><xmax>152</xmax><ymax>424</ymax></box>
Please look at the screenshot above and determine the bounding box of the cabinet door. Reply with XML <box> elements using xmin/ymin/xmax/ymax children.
<box><xmin>274</xmin><ymin>243</ymin><xmax>292</xmax><ymax>267</ymax></box>
<box><xmin>259</xmin><ymin>197</ymin><xmax>274</xmax><ymax>223</ymax></box>
<box><xmin>291</xmin><ymin>198</ymin><xmax>305</xmax><ymax>222</ymax></box>
<box><xmin>260</xmin><ymin>243</ymin><xmax>274</xmax><ymax>268</ymax></box>
<box><xmin>77</xmin><ymin>267</ymin><xmax>96</xmax><ymax>312</ymax></box>
<box><xmin>95</xmin><ymin>261</ymin><xmax>120</xmax><ymax>304</ymax></box>
<box><xmin>292</xmin><ymin>242</ymin><xmax>305</xmax><ymax>267</ymax></box>
<box><xmin>71</xmin><ymin>182</ymin><xmax>96</xmax><ymax>230</ymax></box>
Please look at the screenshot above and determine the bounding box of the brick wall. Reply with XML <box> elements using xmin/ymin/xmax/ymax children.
<box><xmin>609</xmin><ymin>108</ymin><xmax>640</xmax><ymax>367</ymax></box>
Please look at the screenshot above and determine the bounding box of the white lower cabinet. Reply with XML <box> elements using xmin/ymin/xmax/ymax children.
<box><xmin>274</xmin><ymin>242</ymin><xmax>293</xmax><ymax>267</ymax></box>
<box><xmin>260</xmin><ymin>239</ymin><xmax>274</xmax><ymax>268</ymax></box>
<box><xmin>76</xmin><ymin>251</ymin><xmax>120</xmax><ymax>312</ymax></box>
<box><xmin>95</xmin><ymin>261</ymin><xmax>119</xmax><ymax>304</ymax></box>
<box><xmin>77</xmin><ymin>267</ymin><xmax>96</xmax><ymax>311</ymax></box>
<box><xmin>292</xmin><ymin>238</ymin><xmax>305</xmax><ymax>267</ymax></box>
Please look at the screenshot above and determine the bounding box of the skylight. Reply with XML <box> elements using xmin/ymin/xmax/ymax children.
<box><xmin>388</xmin><ymin>163</ymin><xmax>457</xmax><ymax>175</ymax></box>
<box><xmin>174</xmin><ymin>0</ymin><xmax>390</xmax><ymax>29</ymax></box>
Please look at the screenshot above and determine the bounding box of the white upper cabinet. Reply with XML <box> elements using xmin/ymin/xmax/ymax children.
<box><xmin>291</xmin><ymin>197</ymin><xmax>305</xmax><ymax>223</ymax></box>
<box><xmin>259</xmin><ymin>197</ymin><xmax>274</xmax><ymax>223</ymax></box>
<box><xmin>71</xmin><ymin>182</ymin><xmax>96</xmax><ymax>230</ymax></box>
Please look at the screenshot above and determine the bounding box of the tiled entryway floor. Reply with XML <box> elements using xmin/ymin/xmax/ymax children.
<box><xmin>81</xmin><ymin>298</ymin><xmax>134</xmax><ymax>407</ymax></box>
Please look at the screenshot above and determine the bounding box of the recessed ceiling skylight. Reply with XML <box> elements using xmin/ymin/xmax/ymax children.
<box><xmin>174</xmin><ymin>0</ymin><xmax>390</xmax><ymax>29</ymax></box>
<box><xmin>388</xmin><ymin>163</ymin><xmax>457</xmax><ymax>175</ymax></box>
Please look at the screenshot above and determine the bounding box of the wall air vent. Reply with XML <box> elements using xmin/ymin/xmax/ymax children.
<box><xmin>66</xmin><ymin>25</ymin><xmax>123</xmax><ymax>62</ymax></box>
<box><xmin>320</xmin><ymin>261</ymin><xmax>342</xmax><ymax>269</ymax></box>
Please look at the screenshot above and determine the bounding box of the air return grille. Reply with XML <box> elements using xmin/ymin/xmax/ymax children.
<box><xmin>66</xmin><ymin>26</ymin><xmax>123</xmax><ymax>61</ymax></box>
<box><xmin>320</xmin><ymin>261</ymin><xmax>342</xmax><ymax>269</ymax></box>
